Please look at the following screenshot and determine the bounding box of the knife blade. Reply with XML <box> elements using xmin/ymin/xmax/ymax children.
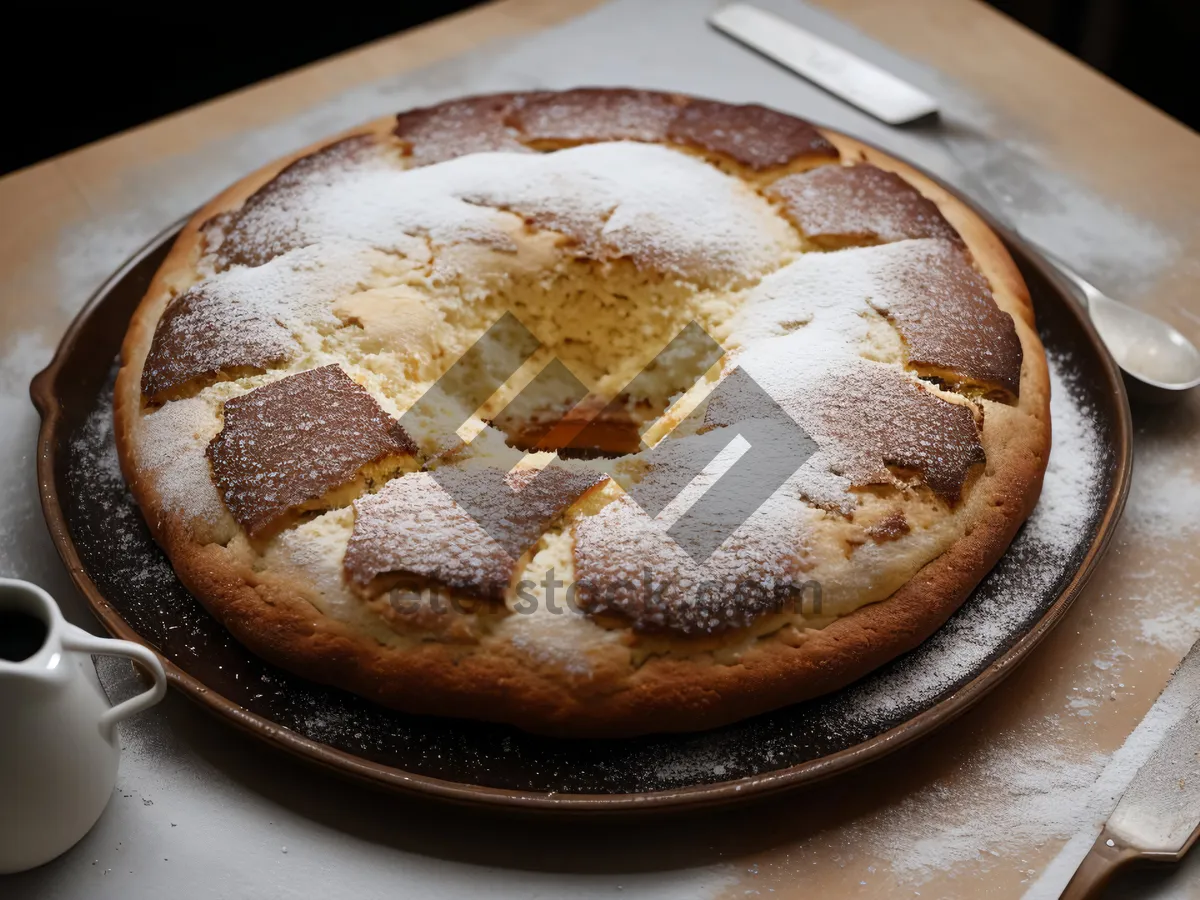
<box><xmin>708</xmin><ymin>4</ymin><xmax>940</xmax><ymax>125</ymax></box>
<box><xmin>1106</xmin><ymin>704</ymin><xmax>1200</xmax><ymax>854</ymax></box>
<box><xmin>1061</xmin><ymin>645</ymin><xmax>1200</xmax><ymax>899</ymax></box>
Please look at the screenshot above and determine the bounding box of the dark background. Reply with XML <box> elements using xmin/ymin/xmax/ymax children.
<box><xmin>2</xmin><ymin>1</ymin><xmax>1195</xmax><ymax>177</ymax></box>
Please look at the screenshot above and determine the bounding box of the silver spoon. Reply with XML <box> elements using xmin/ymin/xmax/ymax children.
<box><xmin>1038</xmin><ymin>250</ymin><xmax>1200</xmax><ymax>402</ymax></box>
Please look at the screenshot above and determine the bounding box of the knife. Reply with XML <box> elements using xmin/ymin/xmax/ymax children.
<box><xmin>1061</xmin><ymin>689</ymin><xmax>1200</xmax><ymax>898</ymax></box>
<box><xmin>708</xmin><ymin>4</ymin><xmax>940</xmax><ymax>125</ymax></box>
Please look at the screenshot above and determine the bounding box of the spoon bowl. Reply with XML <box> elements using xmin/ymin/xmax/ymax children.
<box><xmin>1039</xmin><ymin>250</ymin><xmax>1200</xmax><ymax>402</ymax></box>
<box><xmin>1088</xmin><ymin>293</ymin><xmax>1200</xmax><ymax>395</ymax></box>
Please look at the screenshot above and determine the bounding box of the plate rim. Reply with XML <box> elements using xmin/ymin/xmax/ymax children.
<box><xmin>30</xmin><ymin>137</ymin><xmax>1133</xmax><ymax>815</ymax></box>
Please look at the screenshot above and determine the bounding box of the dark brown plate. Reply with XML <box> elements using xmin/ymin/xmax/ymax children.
<box><xmin>31</xmin><ymin>197</ymin><xmax>1131</xmax><ymax>815</ymax></box>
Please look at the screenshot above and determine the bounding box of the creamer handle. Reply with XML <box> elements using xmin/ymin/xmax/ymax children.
<box><xmin>61</xmin><ymin>624</ymin><xmax>167</xmax><ymax>739</ymax></box>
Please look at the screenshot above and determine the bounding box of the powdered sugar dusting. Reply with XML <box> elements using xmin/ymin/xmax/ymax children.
<box><xmin>1125</xmin><ymin>436</ymin><xmax>1200</xmax><ymax>544</ymax></box>
<box><xmin>142</xmin><ymin>242</ymin><xmax>379</xmax><ymax>399</ymax></box>
<box><xmin>769</xmin><ymin>162</ymin><xmax>959</xmax><ymax>246</ymax></box>
<box><xmin>730</xmin><ymin>239</ymin><xmax>991</xmax><ymax>510</ymax></box>
<box><xmin>828</xmin><ymin>353</ymin><xmax>1103</xmax><ymax>723</ymax></box>
<box><xmin>883</xmin><ymin>238</ymin><xmax>1023</xmax><ymax>395</ymax></box>
<box><xmin>344</xmin><ymin>471</ymin><xmax>515</xmax><ymax>600</ymax></box>
<box><xmin>393</xmin><ymin>94</ymin><xmax>529</xmax><ymax>166</ymax></box>
<box><xmin>69</xmin><ymin>375</ymin><xmax>188</xmax><ymax>602</ymax></box>
<box><xmin>1122</xmin><ymin>408</ymin><xmax>1200</xmax><ymax>655</ymax></box>
<box><xmin>220</xmin><ymin>141</ymin><xmax>794</xmax><ymax>282</ymax></box>
<box><xmin>510</xmin><ymin>88</ymin><xmax>681</xmax><ymax>143</ymax></box>
<box><xmin>853</xmin><ymin>729</ymin><xmax>1109</xmax><ymax>882</ymax></box>
<box><xmin>137</xmin><ymin>396</ymin><xmax>228</xmax><ymax>528</ymax></box>
<box><xmin>1024</xmin><ymin>359</ymin><xmax>1104</xmax><ymax>552</ymax></box>
<box><xmin>1138</xmin><ymin>579</ymin><xmax>1200</xmax><ymax>656</ymax></box>
<box><xmin>574</xmin><ymin>482</ymin><xmax>818</xmax><ymax>634</ymax></box>
<box><xmin>345</xmin><ymin>466</ymin><xmax>605</xmax><ymax>601</ymax></box>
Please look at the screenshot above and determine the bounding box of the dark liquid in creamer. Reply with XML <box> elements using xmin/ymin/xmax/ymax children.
<box><xmin>0</xmin><ymin>611</ymin><xmax>48</xmax><ymax>661</ymax></box>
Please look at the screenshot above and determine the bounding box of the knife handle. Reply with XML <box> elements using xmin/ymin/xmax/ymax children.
<box><xmin>1061</xmin><ymin>828</ymin><xmax>1142</xmax><ymax>900</ymax></box>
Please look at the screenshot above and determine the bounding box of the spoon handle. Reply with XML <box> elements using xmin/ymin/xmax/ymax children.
<box><xmin>1032</xmin><ymin>248</ymin><xmax>1102</xmax><ymax>307</ymax></box>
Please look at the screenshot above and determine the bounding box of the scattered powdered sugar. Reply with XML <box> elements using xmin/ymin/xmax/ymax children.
<box><xmin>1139</xmin><ymin>582</ymin><xmax>1200</xmax><ymax>656</ymax></box>
<box><xmin>1124</xmin><ymin>436</ymin><xmax>1200</xmax><ymax>544</ymax></box>
<box><xmin>0</xmin><ymin>331</ymin><xmax>54</xmax><ymax>395</ymax></box>
<box><xmin>78</xmin><ymin>400</ymin><xmax>126</xmax><ymax>488</ymax></box>
<box><xmin>509</xmin><ymin>88</ymin><xmax>682</xmax><ymax>144</ymax></box>
<box><xmin>1124</xmin><ymin>435</ymin><xmax>1200</xmax><ymax>655</ymax></box>
<box><xmin>807</xmin><ymin>639</ymin><xmax>1198</xmax><ymax>889</ymax></box>
<box><xmin>344</xmin><ymin>471</ymin><xmax>515</xmax><ymax>597</ymax></box>
<box><xmin>828</xmin><ymin>352</ymin><xmax>1104</xmax><ymax>723</ymax></box>
<box><xmin>651</xmin><ymin>741</ymin><xmax>752</xmax><ymax>786</ymax></box>
<box><xmin>971</xmin><ymin>140</ymin><xmax>1181</xmax><ymax>300</ymax></box>
<box><xmin>574</xmin><ymin>482</ymin><xmax>818</xmax><ymax>634</ymax></box>
<box><xmin>68</xmin><ymin>377</ymin><xmax>185</xmax><ymax>599</ymax></box>
<box><xmin>1022</xmin><ymin>360</ymin><xmax>1103</xmax><ymax>553</ymax></box>
<box><xmin>506</xmin><ymin>616</ymin><xmax>601</xmax><ymax>678</ymax></box>
<box><xmin>851</xmin><ymin>729</ymin><xmax>1110</xmax><ymax>882</ymax></box>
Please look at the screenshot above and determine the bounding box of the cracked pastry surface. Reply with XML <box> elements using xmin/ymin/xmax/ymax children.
<box><xmin>115</xmin><ymin>89</ymin><xmax>1049</xmax><ymax>737</ymax></box>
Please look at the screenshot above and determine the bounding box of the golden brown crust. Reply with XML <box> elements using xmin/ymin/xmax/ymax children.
<box><xmin>767</xmin><ymin>162</ymin><xmax>964</xmax><ymax>247</ymax></box>
<box><xmin>114</xmin><ymin>92</ymin><xmax>1050</xmax><ymax>737</ymax></box>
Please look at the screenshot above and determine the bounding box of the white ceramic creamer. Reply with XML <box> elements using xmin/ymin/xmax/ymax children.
<box><xmin>0</xmin><ymin>578</ymin><xmax>166</xmax><ymax>873</ymax></box>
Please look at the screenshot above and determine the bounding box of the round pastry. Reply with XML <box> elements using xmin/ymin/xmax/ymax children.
<box><xmin>114</xmin><ymin>89</ymin><xmax>1050</xmax><ymax>737</ymax></box>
